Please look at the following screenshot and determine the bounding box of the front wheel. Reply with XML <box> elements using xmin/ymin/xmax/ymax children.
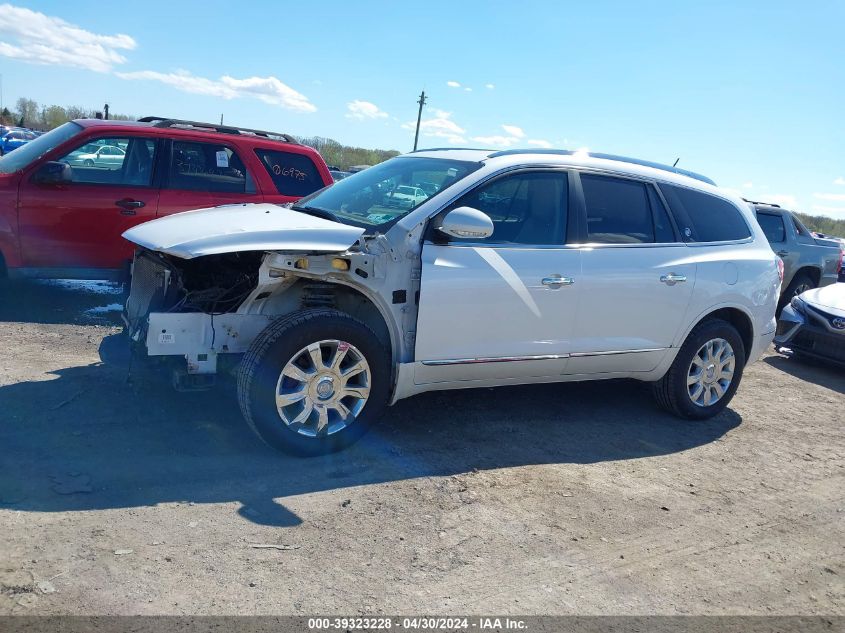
<box><xmin>237</xmin><ymin>309</ymin><xmax>391</xmax><ymax>455</ymax></box>
<box><xmin>652</xmin><ymin>319</ymin><xmax>746</xmax><ymax>419</ymax></box>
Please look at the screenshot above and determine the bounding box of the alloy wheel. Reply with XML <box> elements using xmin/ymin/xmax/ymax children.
<box><xmin>274</xmin><ymin>339</ymin><xmax>371</xmax><ymax>437</ymax></box>
<box><xmin>687</xmin><ymin>338</ymin><xmax>735</xmax><ymax>407</ymax></box>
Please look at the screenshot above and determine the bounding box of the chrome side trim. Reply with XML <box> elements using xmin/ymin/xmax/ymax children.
<box><xmin>421</xmin><ymin>354</ymin><xmax>568</xmax><ymax>366</ymax></box>
<box><xmin>570</xmin><ymin>347</ymin><xmax>665</xmax><ymax>357</ymax></box>
<box><xmin>421</xmin><ymin>348</ymin><xmax>667</xmax><ymax>366</ymax></box>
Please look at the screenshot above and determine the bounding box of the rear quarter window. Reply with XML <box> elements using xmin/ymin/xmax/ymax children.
<box><xmin>661</xmin><ymin>185</ymin><xmax>751</xmax><ymax>242</ymax></box>
<box><xmin>255</xmin><ymin>149</ymin><xmax>324</xmax><ymax>197</ymax></box>
<box><xmin>756</xmin><ymin>212</ymin><xmax>786</xmax><ymax>243</ymax></box>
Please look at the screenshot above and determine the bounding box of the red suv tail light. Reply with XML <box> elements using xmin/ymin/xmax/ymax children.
<box><xmin>776</xmin><ymin>256</ymin><xmax>784</xmax><ymax>283</ymax></box>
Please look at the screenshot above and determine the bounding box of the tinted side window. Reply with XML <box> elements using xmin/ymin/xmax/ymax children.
<box><xmin>648</xmin><ymin>187</ymin><xmax>676</xmax><ymax>243</ymax></box>
<box><xmin>255</xmin><ymin>149</ymin><xmax>323</xmax><ymax>197</ymax></box>
<box><xmin>56</xmin><ymin>136</ymin><xmax>156</xmax><ymax>186</ymax></box>
<box><xmin>662</xmin><ymin>185</ymin><xmax>751</xmax><ymax>242</ymax></box>
<box><xmin>756</xmin><ymin>212</ymin><xmax>786</xmax><ymax>243</ymax></box>
<box><xmin>169</xmin><ymin>141</ymin><xmax>249</xmax><ymax>193</ymax></box>
<box><xmin>582</xmin><ymin>175</ymin><xmax>657</xmax><ymax>244</ymax></box>
<box><xmin>450</xmin><ymin>171</ymin><xmax>568</xmax><ymax>245</ymax></box>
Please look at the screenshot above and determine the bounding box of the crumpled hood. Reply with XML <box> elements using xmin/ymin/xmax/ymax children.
<box><xmin>800</xmin><ymin>284</ymin><xmax>845</xmax><ymax>315</ymax></box>
<box><xmin>122</xmin><ymin>203</ymin><xmax>365</xmax><ymax>259</ymax></box>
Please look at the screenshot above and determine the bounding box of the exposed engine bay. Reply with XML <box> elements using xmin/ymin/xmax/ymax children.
<box><xmin>125</xmin><ymin>249</ymin><xmax>261</xmax><ymax>332</ymax></box>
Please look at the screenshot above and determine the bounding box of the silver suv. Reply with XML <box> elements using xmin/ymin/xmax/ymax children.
<box><xmin>123</xmin><ymin>149</ymin><xmax>781</xmax><ymax>454</ymax></box>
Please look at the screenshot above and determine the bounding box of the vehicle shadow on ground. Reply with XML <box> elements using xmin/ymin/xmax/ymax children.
<box><xmin>0</xmin><ymin>332</ymin><xmax>742</xmax><ymax>528</ymax></box>
<box><xmin>0</xmin><ymin>280</ymin><xmax>124</xmax><ymax>325</ymax></box>
<box><xmin>764</xmin><ymin>352</ymin><xmax>845</xmax><ymax>395</ymax></box>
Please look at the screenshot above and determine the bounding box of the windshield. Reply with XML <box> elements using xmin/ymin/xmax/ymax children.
<box><xmin>0</xmin><ymin>122</ymin><xmax>83</xmax><ymax>174</ymax></box>
<box><xmin>295</xmin><ymin>156</ymin><xmax>482</xmax><ymax>228</ymax></box>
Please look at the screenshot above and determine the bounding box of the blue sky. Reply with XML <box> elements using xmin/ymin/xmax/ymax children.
<box><xmin>1</xmin><ymin>1</ymin><xmax>844</xmax><ymax>218</ymax></box>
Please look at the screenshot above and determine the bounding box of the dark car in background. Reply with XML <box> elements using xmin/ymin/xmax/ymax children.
<box><xmin>0</xmin><ymin>117</ymin><xmax>333</xmax><ymax>282</ymax></box>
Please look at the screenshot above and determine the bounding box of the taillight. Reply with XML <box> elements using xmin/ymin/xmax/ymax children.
<box><xmin>776</xmin><ymin>256</ymin><xmax>784</xmax><ymax>283</ymax></box>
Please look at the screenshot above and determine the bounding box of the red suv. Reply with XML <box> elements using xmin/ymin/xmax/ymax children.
<box><xmin>0</xmin><ymin>117</ymin><xmax>333</xmax><ymax>281</ymax></box>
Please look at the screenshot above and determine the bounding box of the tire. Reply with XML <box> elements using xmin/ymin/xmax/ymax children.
<box><xmin>237</xmin><ymin>309</ymin><xmax>391</xmax><ymax>456</ymax></box>
<box><xmin>84</xmin><ymin>159</ymin><xmax>94</xmax><ymax>167</ymax></box>
<box><xmin>652</xmin><ymin>318</ymin><xmax>746</xmax><ymax>420</ymax></box>
<box><xmin>779</xmin><ymin>272</ymin><xmax>815</xmax><ymax>310</ymax></box>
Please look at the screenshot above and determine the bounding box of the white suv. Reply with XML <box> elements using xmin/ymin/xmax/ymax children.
<box><xmin>123</xmin><ymin>149</ymin><xmax>781</xmax><ymax>454</ymax></box>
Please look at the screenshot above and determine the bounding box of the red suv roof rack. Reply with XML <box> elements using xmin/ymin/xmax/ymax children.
<box><xmin>137</xmin><ymin>116</ymin><xmax>299</xmax><ymax>144</ymax></box>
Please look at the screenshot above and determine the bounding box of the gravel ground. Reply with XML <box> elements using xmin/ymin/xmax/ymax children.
<box><xmin>0</xmin><ymin>280</ymin><xmax>843</xmax><ymax>615</ymax></box>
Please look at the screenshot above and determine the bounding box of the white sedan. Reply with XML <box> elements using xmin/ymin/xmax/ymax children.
<box><xmin>71</xmin><ymin>145</ymin><xmax>126</xmax><ymax>168</ymax></box>
<box><xmin>384</xmin><ymin>185</ymin><xmax>428</xmax><ymax>209</ymax></box>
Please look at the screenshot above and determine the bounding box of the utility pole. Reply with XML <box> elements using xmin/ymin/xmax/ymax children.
<box><xmin>220</xmin><ymin>113</ymin><xmax>224</xmax><ymax>125</ymax></box>
<box><xmin>413</xmin><ymin>90</ymin><xmax>427</xmax><ymax>151</ymax></box>
<box><xmin>103</xmin><ymin>103</ymin><xmax>109</xmax><ymax>120</ymax></box>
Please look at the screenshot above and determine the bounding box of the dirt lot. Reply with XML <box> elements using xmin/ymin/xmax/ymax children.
<box><xmin>0</xmin><ymin>280</ymin><xmax>843</xmax><ymax>615</ymax></box>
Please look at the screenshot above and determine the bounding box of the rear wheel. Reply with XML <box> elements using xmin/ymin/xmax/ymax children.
<box><xmin>653</xmin><ymin>319</ymin><xmax>745</xmax><ymax>419</ymax></box>
<box><xmin>237</xmin><ymin>309</ymin><xmax>391</xmax><ymax>455</ymax></box>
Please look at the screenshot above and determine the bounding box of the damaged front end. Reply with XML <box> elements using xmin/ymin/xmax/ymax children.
<box><xmin>124</xmin><ymin>249</ymin><xmax>270</xmax><ymax>387</ymax></box>
<box><xmin>120</xmin><ymin>202</ymin><xmax>407</xmax><ymax>390</ymax></box>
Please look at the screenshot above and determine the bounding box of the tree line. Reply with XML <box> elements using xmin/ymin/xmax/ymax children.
<box><xmin>0</xmin><ymin>97</ymin><xmax>399</xmax><ymax>172</ymax></box>
<box><xmin>0</xmin><ymin>98</ymin><xmax>134</xmax><ymax>130</ymax></box>
<box><xmin>2</xmin><ymin>97</ymin><xmax>840</xmax><ymax>234</ymax></box>
<box><xmin>296</xmin><ymin>135</ymin><xmax>399</xmax><ymax>170</ymax></box>
<box><xmin>794</xmin><ymin>212</ymin><xmax>845</xmax><ymax>239</ymax></box>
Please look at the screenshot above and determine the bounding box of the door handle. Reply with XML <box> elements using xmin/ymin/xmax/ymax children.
<box><xmin>115</xmin><ymin>199</ymin><xmax>145</xmax><ymax>215</ymax></box>
<box><xmin>776</xmin><ymin>250</ymin><xmax>789</xmax><ymax>257</ymax></box>
<box><xmin>542</xmin><ymin>275</ymin><xmax>575</xmax><ymax>288</ymax></box>
<box><xmin>660</xmin><ymin>273</ymin><xmax>687</xmax><ymax>285</ymax></box>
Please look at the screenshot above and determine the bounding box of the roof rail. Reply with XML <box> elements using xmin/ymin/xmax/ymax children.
<box><xmin>743</xmin><ymin>198</ymin><xmax>781</xmax><ymax>208</ymax></box>
<box><xmin>137</xmin><ymin>117</ymin><xmax>298</xmax><ymax>143</ymax></box>
<box><xmin>486</xmin><ymin>148</ymin><xmax>716</xmax><ymax>186</ymax></box>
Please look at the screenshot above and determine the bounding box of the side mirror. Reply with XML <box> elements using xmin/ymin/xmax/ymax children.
<box><xmin>32</xmin><ymin>161</ymin><xmax>72</xmax><ymax>185</ymax></box>
<box><xmin>437</xmin><ymin>206</ymin><xmax>494</xmax><ymax>240</ymax></box>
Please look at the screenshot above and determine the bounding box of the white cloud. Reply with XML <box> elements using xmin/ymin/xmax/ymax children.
<box><xmin>402</xmin><ymin>111</ymin><xmax>466</xmax><ymax>144</ymax></box>
<box><xmin>446</xmin><ymin>81</ymin><xmax>461</xmax><ymax>88</ymax></box>
<box><xmin>527</xmin><ymin>139</ymin><xmax>553</xmax><ymax>148</ymax></box>
<box><xmin>464</xmin><ymin>87</ymin><xmax>472</xmax><ymax>92</ymax></box>
<box><xmin>472</xmin><ymin>135</ymin><xmax>519</xmax><ymax>147</ymax></box>
<box><xmin>485</xmin><ymin>83</ymin><xmax>495</xmax><ymax>89</ymax></box>
<box><xmin>116</xmin><ymin>70</ymin><xmax>316</xmax><ymax>112</ymax></box>
<box><xmin>346</xmin><ymin>100</ymin><xmax>388</xmax><ymax>120</ymax></box>
<box><xmin>471</xmin><ymin>125</ymin><xmax>530</xmax><ymax>147</ymax></box>
<box><xmin>754</xmin><ymin>194</ymin><xmax>798</xmax><ymax>209</ymax></box>
<box><xmin>834</xmin><ymin>177</ymin><xmax>845</xmax><ymax>185</ymax></box>
<box><xmin>814</xmin><ymin>192</ymin><xmax>845</xmax><ymax>201</ymax></box>
<box><xmin>427</xmin><ymin>108</ymin><xmax>452</xmax><ymax>119</ymax></box>
<box><xmin>811</xmin><ymin>205</ymin><xmax>845</xmax><ymax>219</ymax></box>
<box><xmin>0</xmin><ymin>3</ymin><xmax>136</xmax><ymax>72</ymax></box>
<box><xmin>742</xmin><ymin>181</ymin><xmax>754</xmax><ymax>189</ymax></box>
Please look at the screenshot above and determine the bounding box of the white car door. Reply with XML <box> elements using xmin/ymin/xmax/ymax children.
<box><xmin>415</xmin><ymin>170</ymin><xmax>582</xmax><ymax>384</ymax></box>
<box><xmin>566</xmin><ymin>172</ymin><xmax>696</xmax><ymax>374</ymax></box>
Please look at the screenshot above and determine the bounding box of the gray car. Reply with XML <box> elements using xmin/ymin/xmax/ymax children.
<box><xmin>750</xmin><ymin>201</ymin><xmax>841</xmax><ymax>308</ymax></box>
